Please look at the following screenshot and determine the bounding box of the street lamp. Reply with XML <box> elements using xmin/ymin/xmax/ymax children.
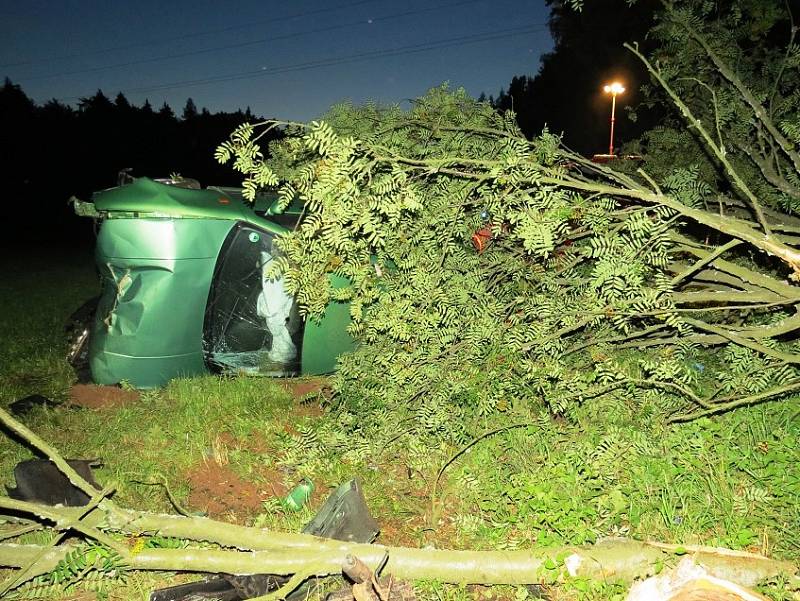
<box><xmin>603</xmin><ymin>81</ymin><xmax>625</xmax><ymax>156</ymax></box>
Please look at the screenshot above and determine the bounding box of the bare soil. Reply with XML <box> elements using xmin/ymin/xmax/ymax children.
<box><xmin>68</xmin><ymin>384</ymin><xmax>139</xmax><ymax>410</ymax></box>
<box><xmin>185</xmin><ymin>460</ymin><xmax>267</xmax><ymax>519</ymax></box>
<box><xmin>279</xmin><ymin>377</ymin><xmax>331</xmax><ymax>400</ymax></box>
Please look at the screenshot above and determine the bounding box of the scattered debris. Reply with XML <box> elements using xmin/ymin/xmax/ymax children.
<box><xmin>626</xmin><ymin>557</ymin><xmax>769</xmax><ymax>601</ymax></box>
<box><xmin>149</xmin><ymin>576</ymin><xmax>242</xmax><ymax>601</ymax></box>
<box><xmin>8</xmin><ymin>394</ymin><xmax>61</xmax><ymax>416</ymax></box>
<box><xmin>305</xmin><ymin>479</ymin><xmax>380</xmax><ymax>543</ymax></box>
<box><xmin>283</xmin><ymin>478</ymin><xmax>314</xmax><ymax>511</ymax></box>
<box><xmin>149</xmin><ymin>574</ymin><xmax>282</xmax><ymax>601</ymax></box>
<box><xmin>326</xmin><ymin>553</ymin><xmax>415</xmax><ymax>601</ymax></box>
<box><xmin>6</xmin><ymin>459</ymin><xmax>101</xmax><ymax>506</ymax></box>
<box><xmin>150</xmin><ymin>479</ymin><xmax>379</xmax><ymax>601</ymax></box>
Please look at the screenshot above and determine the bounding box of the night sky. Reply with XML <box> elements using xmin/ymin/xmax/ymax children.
<box><xmin>1</xmin><ymin>0</ymin><xmax>552</xmax><ymax>121</ymax></box>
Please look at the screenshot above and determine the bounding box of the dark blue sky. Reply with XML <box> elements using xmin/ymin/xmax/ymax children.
<box><xmin>1</xmin><ymin>0</ymin><xmax>552</xmax><ymax>121</ymax></box>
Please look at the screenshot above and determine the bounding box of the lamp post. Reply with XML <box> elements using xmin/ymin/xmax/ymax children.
<box><xmin>603</xmin><ymin>81</ymin><xmax>625</xmax><ymax>156</ymax></box>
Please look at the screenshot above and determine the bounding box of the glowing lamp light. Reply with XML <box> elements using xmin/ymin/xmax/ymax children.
<box><xmin>603</xmin><ymin>82</ymin><xmax>625</xmax><ymax>95</ymax></box>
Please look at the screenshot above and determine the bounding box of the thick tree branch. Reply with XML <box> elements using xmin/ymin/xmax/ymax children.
<box><xmin>682</xmin><ymin>318</ymin><xmax>800</xmax><ymax>363</ymax></box>
<box><xmin>671</xmin><ymin>290</ymin><xmax>790</xmax><ymax>305</ymax></box>
<box><xmin>542</xmin><ymin>175</ymin><xmax>800</xmax><ymax>273</ymax></box>
<box><xmin>0</xmin><ymin>537</ymin><xmax>794</xmax><ymax>589</ymax></box>
<box><xmin>668</xmin><ymin>380</ymin><xmax>800</xmax><ymax>423</ymax></box>
<box><xmin>0</xmin><ymin>497</ymin><xmax>128</xmax><ymax>559</ymax></box>
<box><xmin>624</xmin><ymin>42</ymin><xmax>774</xmax><ymax>237</ymax></box>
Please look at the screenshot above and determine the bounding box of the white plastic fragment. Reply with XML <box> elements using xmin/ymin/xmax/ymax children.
<box><xmin>626</xmin><ymin>557</ymin><xmax>768</xmax><ymax>601</ymax></box>
<box><xmin>564</xmin><ymin>553</ymin><xmax>582</xmax><ymax>577</ymax></box>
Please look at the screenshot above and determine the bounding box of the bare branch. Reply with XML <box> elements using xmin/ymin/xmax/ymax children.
<box><xmin>738</xmin><ymin>142</ymin><xmax>800</xmax><ymax>200</ymax></box>
<box><xmin>668</xmin><ymin>380</ymin><xmax>800</xmax><ymax>423</ymax></box>
<box><xmin>678</xmin><ymin>25</ymin><xmax>800</xmax><ymax>176</ymax></box>
<box><xmin>540</xmin><ymin>175</ymin><xmax>800</xmax><ymax>275</ymax></box>
<box><xmin>671</xmin><ymin>239</ymin><xmax>742</xmax><ymax>286</ymax></box>
<box><xmin>682</xmin><ymin>317</ymin><xmax>800</xmax><ymax>363</ymax></box>
<box><xmin>624</xmin><ymin>42</ymin><xmax>774</xmax><ymax>237</ymax></box>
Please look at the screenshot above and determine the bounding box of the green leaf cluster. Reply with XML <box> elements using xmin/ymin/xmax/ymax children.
<box><xmin>10</xmin><ymin>543</ymin><xmax>126</xmax><ymax>600</ymax></box>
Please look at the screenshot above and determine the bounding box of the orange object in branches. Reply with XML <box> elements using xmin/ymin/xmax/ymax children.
<box><xmin>471</xmin><ymin>226</ymin><xmax>493</xmax><ymax>253</ymax></box>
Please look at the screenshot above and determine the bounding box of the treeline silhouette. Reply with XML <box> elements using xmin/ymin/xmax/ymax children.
<box><xmin>0</xmin><ymin>78</ymin><xmax>281</xmax><ymax>246</ymax></box>
<box><xmin>487</xmin><ymin>0</ymin><xmax>662</xmax><ymax>156</ymax></box>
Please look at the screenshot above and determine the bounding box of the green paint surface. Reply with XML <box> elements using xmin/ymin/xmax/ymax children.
<box><xmin>90</xmin><ymin>218</ymin><xmax>233</xmax><ymax>388</ymax></box>
<box><xmin>93</xmin><ymin>177</ymin><xmax>286</xmax><ymax>234</ymax></box>
<box><xmin>302</xmin><ymin>274</ymin><xmax>355</xmax><ymax>375</ymax></box>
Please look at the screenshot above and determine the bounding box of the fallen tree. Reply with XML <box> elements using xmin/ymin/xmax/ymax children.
<box><xmin>0</xmin><ymin>407</ymin><xmax>796</xmax><ymax>599</ymax></box>
<box><xmin>213</xmin><ymin>1</ymin><xmax>800</xmax><ymax>442</ymax></box>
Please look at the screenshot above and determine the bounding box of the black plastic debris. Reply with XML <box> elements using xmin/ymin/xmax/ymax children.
<box><xmin>6</xmin><ymin>459</ymin><xmax>101</xmax><ymax>506</ymax></box>
<box><xmin>223</xmin><ymin>575</ymin><xmax>287</xmax><ymax>601</ymax></box>
<box><xmin>147</xmin><ymin>577</ymin><xmax>241</xmax><ymax>601</ymax></box>
<box><xmin>304</xmin><ymin>478</ymin><xmax>380</xmax><ymax>543</ymax></box>
<box><xmin>150</xmin><ymin>479</ymin><xmax>379</xmax><ymax>601</ymax></box>
<box><xmin>8</xmin><ymin>395</ymin><xmax>61</xmax><ymax>416</ymax></box>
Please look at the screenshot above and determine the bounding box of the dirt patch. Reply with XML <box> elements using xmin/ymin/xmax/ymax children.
<box><xmin>368</xmin><ymin>463</ymin><xmax>463</xmax><ymax>549</ymax></box>
<box><xmin>69</xmin><ymin>384</ymin><xmax>139</xmax><ymax>410</ymax></box>
<box><xmin>184</xmin><ymin>466</ymin><xmax>343</xmax><ymax>524</ymax></box>
<box><xmin>259</xmin><ymin>466</ymin><xmax>290</xmax><ymax>500</ymax></box>
<box><xmin>379</xmin><ymin>511</ymin><xmax>461</xmax><ymax>549</ymax></box>
<box><xmin>293</xmin><ymin>400</ymin><xmax>325</xmax><ymax>419</ymax></box>
<box><xmin>185</xmin><ymin>460</ymin><xmax>268</xmax><ymax>519</ymax></box>
<box><xmin>279</xmin><ymin>377</ymin><xmax>331</xmax><ymax>400</ymax></box>
<box><xmin>280</xmin><ymin>399</ymin><xmax>326</xmax><ymax>437</ymax></box>
<box><xmin>378</xmin><ymin>514</ymin><xmax>425</xmax><ymax>547</ymax></box>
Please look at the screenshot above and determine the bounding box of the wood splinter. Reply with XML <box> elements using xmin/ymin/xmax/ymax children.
<box><xmin>338</xmin><ymin>554</ymin><xmax>413</xmax><ymax>601</ymax></box>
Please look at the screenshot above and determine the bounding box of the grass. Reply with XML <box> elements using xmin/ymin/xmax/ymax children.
<box><xmin>0</xmin><ymin>249</ymin><xmax>98</xmax><ymax>404</ymax></box>
<box><xmin>0</xmin><ymin>249</ymin><xmax>798</xmax><ymax>600</ymax></box>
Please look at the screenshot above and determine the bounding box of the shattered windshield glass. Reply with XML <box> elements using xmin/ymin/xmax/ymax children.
<box><xmin>203</xmin><ymin>224</ymin><xmax>302</xmax><ymax>376</ymax></box>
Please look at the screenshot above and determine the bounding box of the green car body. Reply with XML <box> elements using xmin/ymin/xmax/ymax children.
<box><xmin>83</xmin><ymin>177</ymin><xmax>354</xmax><ymax>388</ymax></box>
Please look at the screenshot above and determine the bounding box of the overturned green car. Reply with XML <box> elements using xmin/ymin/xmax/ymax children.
<box><xmin>73</xmin><ymin>176</ymin><xmax>354</xmax><ymax>388</ymax></box>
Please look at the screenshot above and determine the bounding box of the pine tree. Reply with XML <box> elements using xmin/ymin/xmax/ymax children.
<box><xmin>182</xmin><ymin>97</ymin><xmax>198</xmax><ymax>121</ymax></box>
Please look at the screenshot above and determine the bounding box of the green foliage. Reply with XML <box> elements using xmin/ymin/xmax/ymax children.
<box><xmin>219</xmin><ymin>48</ymin><xmax>800</xmax><ymax>456</ymax></box>
<box><xmin>9</xmin><ymin>544</ymin><xmax>126</xmax><ymax>600</ymax></box>
<box><xmin>446</xmin><ymin>398</ymin><xmax>800</xmax><ymax>561</ymax></box>
<box><xmin>634</xmin><ymin>0</ymin><xmax>800</xmax><ymax>214</ymax></box>
<box><xmin>1</xmin><ymin>248</ymin><xmax>798</xmax><ymax>599</ymax></box>
<box><xmin>219</xmin><ymin>85</ymin><xmax>717</xmax><ymax>447</ymax></box>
